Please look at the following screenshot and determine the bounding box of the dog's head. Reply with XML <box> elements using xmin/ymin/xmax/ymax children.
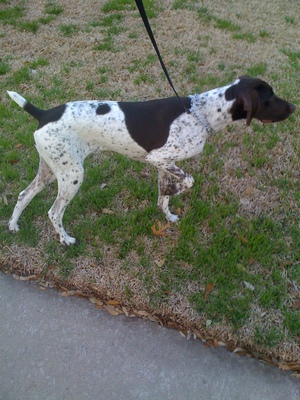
<box><xmin>225</xmin><ymin>76</ymin><xmax>296</xmax><ymax>125</ymax></box>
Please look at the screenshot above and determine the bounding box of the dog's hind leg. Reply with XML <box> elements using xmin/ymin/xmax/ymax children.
<box><xmin>9</xmin><ymin>158</ymin><xmax>55</xmax><ymax>232</ymax></box>
<box><xmin>47</xmin><ymin>166</ymin><xmax>84</xmax><ymax>245</ymax></box>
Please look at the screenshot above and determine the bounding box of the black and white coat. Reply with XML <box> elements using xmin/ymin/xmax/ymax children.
<box><xmin>7</xmin><ymin>76</ymin><xmax>295</xmax><ymax>245</ymax></box>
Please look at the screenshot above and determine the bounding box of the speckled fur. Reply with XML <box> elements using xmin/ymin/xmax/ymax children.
<box><xmin>7</xmin><ymin>77</ymin><xmax>295</xmax><ymax>245</ymax></box>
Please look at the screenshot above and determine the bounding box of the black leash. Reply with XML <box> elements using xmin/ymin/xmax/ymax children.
<box><xmin>135</xmin><ymin>0</ymin><xmax>190</xmax><ymax>113</ymax></box>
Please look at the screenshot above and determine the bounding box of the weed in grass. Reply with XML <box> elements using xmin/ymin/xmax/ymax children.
<box><xmin>232</xmin><ymin>32</ymin><xmax>256</xmax><ymax>44</ymax></box>
<box><xmin>100</xmin><ymin>13</ymin><xmax>124</xmax><ymax>27</ymax></box>
<box><xmin>259</xmin><ymin>29</ymin><xmax>270</xmax><ymax>38</ymax></box>
<box><xmin>19</xmin><ymin>20</ymin><xmax>39</xmax><ymax>34</ymax></box>
<box><xmin>259</xmin><ymin>283</ymin><xmax>286</xmax><ymax>309</ymax></box>
<box><xmin>0</xmin><ymin>60</ymin><xmax>10</xmax><ymax>75</ymax></box>
<box><xmin>197</xmin><ymin>7</ymin><xmax>212</xmax><ymax>24</ymax></box>
<box><xmin>45</xmin><ymin>2</ymin><xmax>63</xmax><ymax>16</ymax></box>
<box><xmin>29</xmin><ymin>58</ymin><xmax>50</xmax><ymax>69</ymax></box>
<box><xmin>218</xmin><ymin>63</ymin><xmax>226</xmax><ymax>71</ymax></box>
<box><xmin>86</xmin><ymin>81</ymin><xmax>94</xmax><ymax>91</ymax></box>
<box><xmin>94</xmin><ymin>34</ymin><xmax>118</xmax><ymax>52</ymax></box>
<box><xmin>0</xmin><ymin>5</ymin><xmax>24</xmax><ymax>25</ymax></box>
<box><xmin>281</xmin><ymin>49</ymin><xmax>300</xmax><ymax>70</ymax></box>
<box><xmin>45</xmin><ymin>242</ymin><xmax>78</xmax><ymax>279</ymax></box>
<box><xmin>254</xmin><ymin>326</ymin><xmax>285</xmax><ymax>348</ymax></box>
<box><xmin>284</xmin><ymin>16</ymin><xmax>295</xmax><ymax>25</ymax></box>
<box><xmin>173</xmin><ymin>0</ymin><xmax>197</xmax><ymax>11</ymax></box>
<box><xmin>246</xmin><ymin>63</ymin><xmax>267</xmax><ymax>76</ymax></box>
<box><xmin>134</xmin><ymin>72</ymin><xmax>155</xmax><ymax>85</ymax></box>
<box><xmin>128</xmin><ymin>31</ymin><xmax>138</xmax><ymax>39</ymax></box>
<box><xmin>214</xmin><ymin>18</ymin><xmax>241</xmax><ymax>32</ymax></box>
<box><xmin>59</xmin><ymin>24</ymin><xmax>80</xmax><ymax>36</ymax></box>
<box><xmin>284</xmin><ymin>310</ymin><xmax>300</xmax><ymax>338</ymax></box>
<box><xmin>186</xmin><ymin>50</ymin><xmax>202</xmax><ymax>64</ymax></box>
<box><xmin>101</xmin><ymin>0</ymin><xmax>135</xmax><ymax>13</ymax></box>
<box><xmin>38</xmin><ymin>15</ymin><xmax>56</xmax><ymax>25</ymax></box>
<box><xmin>6</xmin><ymin>66</ymin><xmax>31</xmax><ymax>86</ymax></box>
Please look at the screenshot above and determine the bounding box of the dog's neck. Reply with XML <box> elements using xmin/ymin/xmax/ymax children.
<box><xmin>190</xmin><ymin>84</ymin><xmax>235</xmax><ymax>132</ymax></box>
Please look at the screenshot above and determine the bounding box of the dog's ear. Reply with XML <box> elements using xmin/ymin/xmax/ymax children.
<box><xmin>239</xmin><ymin>87</ymin><xmax>260</xmax><ymax>126</ymax></box>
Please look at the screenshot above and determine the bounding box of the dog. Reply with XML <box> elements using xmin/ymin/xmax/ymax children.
<box><xmin>7</xmin><ymin>76</ymin><xmax>295</xmax><ymax>245</ymax></box>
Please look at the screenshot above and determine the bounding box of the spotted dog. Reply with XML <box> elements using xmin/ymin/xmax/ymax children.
<box><xmin>7</xmin><ymin>76</ymin><xmax>295</xmax><ymax>245</ymax></box>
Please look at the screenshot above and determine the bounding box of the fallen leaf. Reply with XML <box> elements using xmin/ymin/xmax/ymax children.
<box><xmin>238</xmin><ymin>235</ymin><xmax>248</xmax><ymax>244</ymax></box>
<box><xmin>278</xmin><ymin>362</ymin><xmax>300</xmax><ymax>371</ymax></box>
<box><xmin>179</xmin><ymin>331</ymin><xmax>186</xmax><ymax>338</ymax></box>
<box><xmin>102</xmin><ymin>208</ymin><xmax>114</xmax><ymax>215</ymax></box>
<box><xmin>175</xmin><ymin>207</ymin><xmax>182</xmax><ymax>216</ymax></box>
<box><xmin>151</xmin><ymin>221</ymin><xmax>170</xmax><ymax>236</ymax></box>
<box><xmin>203</xmin><ymin>282</ymin><xmax>214</xmax><ymax>300</ymax></box>
<box><xmin>2</xmin><ymin>195</ymin><xmax>8</xmax><ymax>206</ymax></box>
<box><xmin>89</xmin><ymin>296</ymin><xmax>103</xmax><ymax>306</ymax></box>
<box><xmin>236</xmin><ymin>263</ymin><xmax>248</xmax><ymax>273</ymax></box>
<box><xmin>248</xmin><ymin>257</ymin><xmax>255</xmax><ymax>265</ymax></box>
<box><xmin>107</xmin><ymin>300</ymin><xmax>120</xmax><ymax>306</ymax></box>
<box><xmin>19</xmin><ymin>275</ymin><xmax>37</xmax><ymax>281</ymax></box>
<box><xmin>8</xmin><ymin>159</ymin><xmax>19</xmax><ymax>165</ymax></box>
<box><xmin>122</xmin><ymin>306</ymin><xmax>129</xmax><ymax>317</ymax></box>
<box><xmin>292</xmin><ymin>300</ymin><xmax>300</xmax><ymax>309</ymax></box>
<box><xmin>103</xmin><ymin>305</ymin><xmax>121</xmax><ymax>316</ymax></box>
<box><xmin>233</xmin><ymin>347</ymin><xmax>248</xmax><ymax>356</ymax></box>
<box><xmin>61</xmin><ymin>290</ymin><xmax>77</xmax><ymax>297</ymax></box>
<box><xmin>245</xmin><ymin>186</ymin><xmax>253</xmax><ymax>196</ymax></box>
<box><xmin>154</xmin><ymin>258</ymin><xmax>165</xmax><ymax>268</ymax></box>
<box><xmin>167</xmin><ymin>321</ymin><xmax>181</xmax><ymax>329</ymax></box>
<box><xmin>244</xmin><ymin>281</ymin><xmax>255</xmax><ymax>291</ymax></box>
<box><xmin>136</xmin><ymin>310</ymin><xmax>151</xmax><ymax>317</ymax></box>
<box><xmin>15</xmin><ymin>143</ymin><xmax>25</xmax><ymax>149</ymax></box>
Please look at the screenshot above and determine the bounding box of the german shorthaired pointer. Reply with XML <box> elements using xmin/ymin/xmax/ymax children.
<box><xmin>7</xmin><ymin>76</ymin><xmax>295</xmax><ymax>245</ymax></box>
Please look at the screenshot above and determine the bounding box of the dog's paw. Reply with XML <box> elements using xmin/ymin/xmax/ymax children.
<box><xmin>8</xmin><ymin>221</ymin><xmax>19</xmax><ymax>232</ymax></box>
<box><xmin>60</xmin><ymin>235</ymin><xmax>77</xmax><ymax>246</ymax></box>
<box><xmin>166</xmin><ymin>213</ymin><xmax>180</xmax><ymax>223</ymax></box>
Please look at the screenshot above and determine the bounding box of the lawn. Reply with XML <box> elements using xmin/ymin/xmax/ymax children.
<box><xmin>0</xmin><ymin>0</ymin><xmax>299</xmax><ymax>372</ymax></box>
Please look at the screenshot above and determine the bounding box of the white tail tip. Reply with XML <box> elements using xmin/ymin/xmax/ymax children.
<box><xmin>7</xmin><ymin>91</ymin><xmax>27</xmax><ymax>109</ymax></box>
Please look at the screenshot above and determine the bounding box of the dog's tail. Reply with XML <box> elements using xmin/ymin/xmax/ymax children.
<box><xmin>7</xmin><ymin>91</ymin><xmax>44</xmax><ymax>122</ymax></box>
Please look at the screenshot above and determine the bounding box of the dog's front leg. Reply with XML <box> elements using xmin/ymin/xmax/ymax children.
<box><xmin>157</xmin><ymin>170</ymin><xmax>178</xmax><ymax>222</ymax></box>
<box><xmin>146</xmin><ymin>150</ymin><xmax>194</xmax><ymax>221</ymax></box>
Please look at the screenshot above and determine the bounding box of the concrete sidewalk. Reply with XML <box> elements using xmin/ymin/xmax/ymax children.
<box><xmin>0</xmin><ymin>271</ymin><xmax>299</xmax><ymax>400</ymax></box>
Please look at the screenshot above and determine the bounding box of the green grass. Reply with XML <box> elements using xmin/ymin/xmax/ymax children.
<box><xmin>19</xmin><ymin>20</ymin><xmax>40</xmax><ymax>33</ymax></box>
<box><xmin>0</xmin><ymin>0</ymin><xmax>300</xmax><ymax>360</ymax></box>
<box><xmin>0</xmin><ymin>5</ymin><xmax>25</xmax><ymax>24</ymax></box>
<box><xmin>45</xmin><ymin>2</ymin><xmax>63</xmax><ymax>16</ymax></box>
<box><xmin>59</xmin><ymin>24</ymin><xmax>80</xmax><ymax>36</ymax></box>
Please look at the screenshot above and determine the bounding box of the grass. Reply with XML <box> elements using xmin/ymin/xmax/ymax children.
<box><xmin>0</xmin><ymin>0</ymin><xmax>300</xmax><ymax>365</ymax></box>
